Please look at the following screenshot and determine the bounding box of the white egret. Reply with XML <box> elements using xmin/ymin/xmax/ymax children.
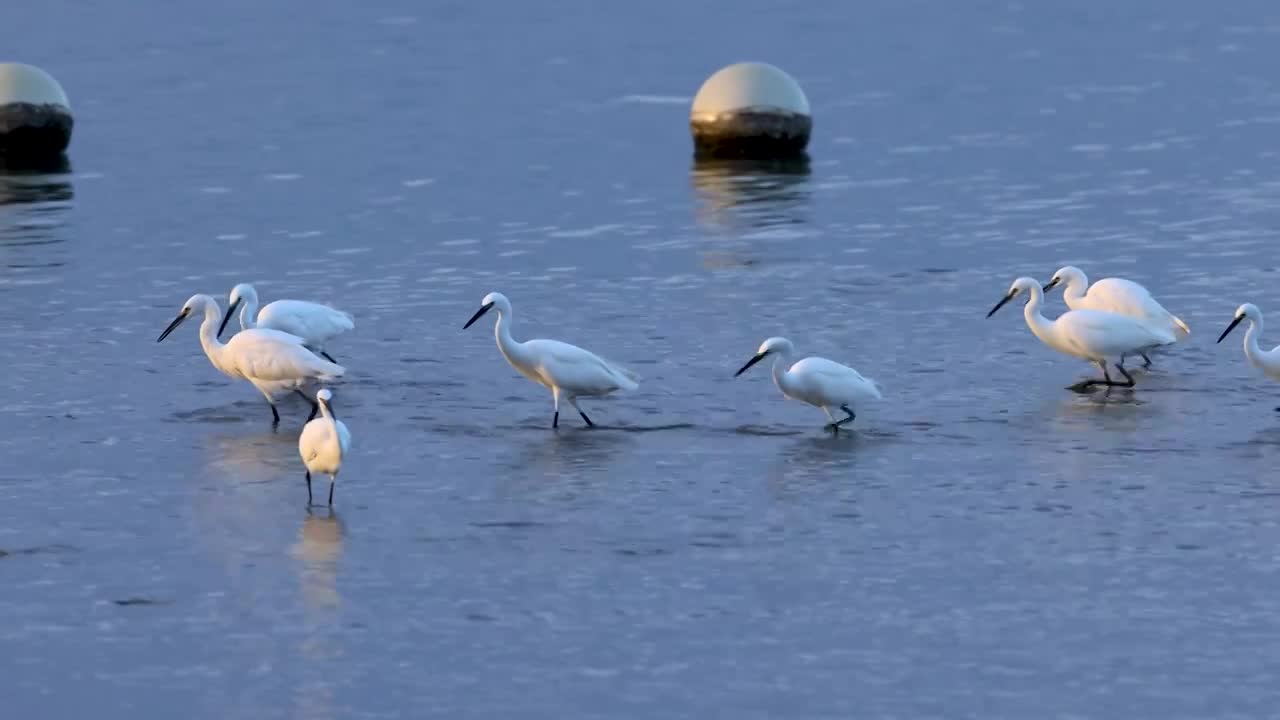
<box><xmin>218</xmin><ymin>283</ymin><xmax>354</xmax><ymax>363</ymax></box>
<box><xmin>157</xmin><ymin>294</ymin><xmax>346</xmax><ymax>425</ymax></box>
<box><xmin>1216</xmin><ymin>304</ymin><xmax>1280</xmax><ymax>410</ymax></box>
<box><xmin>299</xmin><ymin>388</ymin><xmax>350</xmax><ymax>506</ymax></box>
<box><xmin>987</xmin><ymin>277</ymin><xmax>1176</xmax><ymax>391</ymax></box>
<box><xmin>733</xmin><ymin>336</ymin><xmax>881</xmax><ymax>432</ymax></box>
<box><xmin>462</xmin><ymin>292</ymin><xmax>639</xmax><ymax>428</ymax></box>
<box><xmin>1043</xmin><ymin>265</ymin><xmax>1189</xmax><ymax>367</ymax></box>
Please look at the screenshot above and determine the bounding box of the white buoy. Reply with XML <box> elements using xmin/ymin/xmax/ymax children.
<box><xmin>690</xmin><ymin>62</ymin><xmax>811</xmax><ymax>159</ymax></box>
<box><xmin>0</xmin><ymin>63</ymin><xmax>73</xmax><ymax>158</ymax></box>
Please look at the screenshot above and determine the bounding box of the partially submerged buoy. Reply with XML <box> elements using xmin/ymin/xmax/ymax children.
<box><xmin>0</xmin><ymin>63</ymin><xmax>73</xmax><ymax>159</ymax></box>
<box><xmin>690</xmin><ymin>62</ymin><xmax>811</xmax><ymax>160</ymax></box>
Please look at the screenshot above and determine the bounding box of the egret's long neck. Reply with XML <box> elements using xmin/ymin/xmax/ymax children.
<box><xmin>493</xmin><ymin>308</ymin><xmax>531</xmax><ymax>365</ymax></box>
<box><xmin>1243</xmin><ymin>318</ymin><xmax>1273</xmax><ymax>369</ymax></box>
<box><xmin>197</xmin><ymin>303</ymin><xmax>229</xmax><ymax>366</ymax></box>
<box><xmin>1063</xmin><ymin>275</ymin><xmax>1089</xmax><ymax>306</ymax></box>
<box><xmin>238</xmin><ymin>296</ymin><xmax>259</xmax><ymax>331</ymax></box>
<box><xmin>770</xmin><ymin>349</ymin><xmax>796</xmax><ymax>395</ymax></box>
<box><xmin>1021</xmin><ymin>286</ymin><xmax>1057</xmax><ymax>346</ymax></box>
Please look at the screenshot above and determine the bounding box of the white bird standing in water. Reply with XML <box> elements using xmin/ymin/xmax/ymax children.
<box><xmin>1042</xmin><ymin>265</ymin><xmax>1189</xmax><ymax>367</ymax></box>
<box><xmin>218</xmin><ymin>283</ymin><xmax>354</xmax><ymax>363</ymax></box>
<box><xmin>734</xmin><ymin>336</ymin><xmax>881</xmax><ymax>432</ymax></box>
<box><xmin>987</xmin><ymin>277</ymin><xmax>1176</xmax><ymax>391</ymax></box>
<box><xmin>1216</xmin><ymin>303</ymin><xmax>1280</xmax><ymax>411</ymax></box>
<box><xmin>463</xmin><ymin>291</ymin><xmax>639</xmax><ymax>428</ymax></box>
<box><xmin>157</xmin><ymin>294</ymin><xmax>345</xmax><ymax>425</ymax></box>
<box><xmin>299</xmin><ymin>388</ymin><xmax>350</xmax><ymax>506</ymax></box>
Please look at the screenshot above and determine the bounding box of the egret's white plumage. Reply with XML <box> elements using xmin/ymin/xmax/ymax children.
<box><xmin>1216</xmin><ymin>303</ymin><xmax>1280</xmax><ymax>390</ymax></box>
<box><xmin>157</xmin><ymin>294</ymin><xmax>345</xmax><ymax>424</ymax></box>
<box><xmin>734</xmin><ymin>336</ymin><xmax>881</xmax><ymax>431</ymax></box>
<box><xmin>987</xmin><ymin>277</ymin><xmax>1176</xmax><ymax>390</ymax></box>
<box><xmin>299</xmin><ymin>388</ymin><xmax>351</xmax><ymax>506</ymax></box>
<box><xmin>1044</xmin><ymin>266</ymin><xmax>1189</xmax><ymax>365</ymax></box>
<box><xmin>219</xmin><ymin>283</ymin><xmax>354</xmax><ymax>362</ymax></box>
<box><xmin>463</xmin><ymin>291</ymin><xmax>639</xmax><ymax>428</ymax></box>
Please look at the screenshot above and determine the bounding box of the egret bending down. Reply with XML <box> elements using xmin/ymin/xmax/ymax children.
<box><xmin>988</xmin><ymin>277</ymin><xmax>1176</xmax><ymax>391</ymax></box>
<box><xmin>1042</xmin><ymin>265</ymin><xmax>1189</xmax><ymax>367</ymax></box>
<box><xmin>157</xmin><ymin>294</ymin><xmax>346</xmax><ymax>425</ymax></box>
<box><xmin>299</xmin><ymin>388</ymin><xmax>351</xmax><ymax>506</ymax></box>
<box><xmin>463</xmin><ymin>292</ymin><xmax>639</xmax><ymax>428</ymax></box>
<box><xmin>218</xmin><ymin>283</ymin><xmax>354</xmax><ymax>363</ymax></box>
<box><xmin>734</xmin><ymin>336</ymin><xmax>881</xmax><ymax>432</ymax></box>
<box><xmin>1216</xmin><ymin>304</ymin><xmax>1280</xmax><ymax>411</ymax></box>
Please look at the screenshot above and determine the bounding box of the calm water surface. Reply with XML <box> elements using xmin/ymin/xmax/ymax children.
<box><xmin>5</xmin><ymin>1</ymin><xmax>1280</xmax><ymax>718</ymax></box>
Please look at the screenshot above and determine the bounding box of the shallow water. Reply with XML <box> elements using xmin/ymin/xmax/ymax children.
<box><xmin>6</xmin><ymin>1</ymin><xmax>1280</xmax><ymax>717</ymax></box>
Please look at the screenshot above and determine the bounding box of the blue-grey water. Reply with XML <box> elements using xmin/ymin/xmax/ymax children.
<box><xmin>5</xmin><ymin>1</ymin><xmax>1280</xmax><ymax>718</ymax></box>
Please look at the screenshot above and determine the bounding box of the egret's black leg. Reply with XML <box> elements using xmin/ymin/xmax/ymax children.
<box><xmin>320</xmin><ymin>351</ymin><xmax>338</xmax><ymax>364</ymax></box>
<box><xmin>306</xmin><ymin>471</ymin><xmax>313</xmax><ymax>505</ymax></box>
<box><xmin>292</xmin><ymin>389</ymin><xmax>320</xmax><ymax>421</ymax></box>
<box><xmin>270</xmin><ymin>404</ymin><xmax>281</xmax><ymax>426</ymax></box>
<box><xmin>1113</xmin><ymin>363</ymin><xmax>1135</xmax><ymax>387</ymax></box>
<box><xmin>1141</xmin><ymin>352</ymin><xmax>1153</xmax><ymax>369</ymax></box>
<box><xmin>328</xmin><ymin>481</ymin><xmax>335</xmax><ymax>507</ymax></box>
<box><xmin>1068</xmin><ymin>361</ymin><xmax>1114</xmax><ymax>392</ymax></box>
<box><xmin>578</xmin><ymin>410</ymin><xmax>594</xmax><ymax>427</ymax></box>
<box><xmin>837</xmin><ymin>405</ymin><xmax>857</xmax><ymax>427</ymax></box>
<box><xmin>552</xmin><ymin>411</ymin><xmax>559</xmax><ymax>429</ymax></box>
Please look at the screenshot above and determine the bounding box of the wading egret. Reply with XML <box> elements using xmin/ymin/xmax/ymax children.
<box><xmin>157</xmin><ymin>294</ymin><xmax>346</xmax><ymax>425</ymax></box>
<box><xmin>987</xmin><ymin>277</ymin><xmax>1176</xmax><ymax>391</ymax></box>
<box><xmin>218</xmin><ymin>283</ymin><xmax>354</xmax><ymax>363</ymax></box>
<box><xmin>734</xmin><ymin>336</ymin><xmax>881</xmax><ymax>432</ymax></box>
<box><xmin>1216</xmin><ymin>304</ymin><xmax>1280</xmax><ymax>410</ymax></box>
<box><xmin>299</xmin><ymin>388</ymin><xmax>350</xmax><ymax>506</ymax></box>
<box><xmin>463</xmin><ymin>291</ymin><xmax>639</xmax><ymax>428</ymax></box>
<box><xmin>1043</xmin><ymin>266</ymin><xmax>1189</xmax><ymax>367</ymax></box>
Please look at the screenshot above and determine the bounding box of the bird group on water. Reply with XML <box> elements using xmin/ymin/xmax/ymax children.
<box><xmin>156</xmin><ymin>266</ymin><xmax>1280</xmax><ymax>505</ymax></box>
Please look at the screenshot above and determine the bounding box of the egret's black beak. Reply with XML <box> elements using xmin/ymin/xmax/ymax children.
<box><xmin>735</xmin><ymin>352</ymin><xmax>768</xmax><ymax>377</ymax></box>
<box><xmin>217</xmin><ymin>298</ymin><xmax>241</xmax><ymax>339</ymax></box>
<box><xmin>1042</xmin><ymin>277</ymin><xmax>1061</xmax><ymax>293</ymax></box>
<box><xmin>1217</xmin><ymin>315</ymin><xmax>1245</xmax><ymax>344</ymax></box>
<box><xmin>463</xmin><ymin>302</ymin><xmax>494</xmax><ymax>329</ymax></box>
<box><xmin>157</xmin><ymin>308</ymin><xmax>191</xmax><ymax>342</ymax></box>
<box><xmin>987</xmin><ymin>290</ymin><xmax>1017</xmax><ymax>319</ymax></box>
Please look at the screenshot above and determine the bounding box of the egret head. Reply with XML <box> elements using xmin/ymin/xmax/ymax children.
<box><xmin>463</xmin><ymin>291</ymin><xmax>510</xmax><ymax>329</ymax></box>
<box><xmin>316</xmin><ymin>388</ymin><xmax>333</xmax><ymax>403</ymax></box>
<box><xmin>986</xmin><ymin>277</ymin><xmax>1040</xmax><ymax>318</ymax></box>
<box><xmin>1217</xmin><ymin>303</ymin><xmax>1262</xmax><ymax>344</ymax></box>
<box><xmin>1042</xmin><ymin>266</ymin><xmax>1085</xmax><ymax>294</ymax></box>
<box><xmin>158</xmin><ymin>294</ymin><xmax>211</xmax><ymax>342</ymax></box>
<box><xmin>735</xmin><ymin>337</ymin><xmax>793</xmax><ymax>377</ymax></box>
<box><xmin>219</xmin><ymin>283</ymin><xmax>257</xmax><ymax>338</ymax></box>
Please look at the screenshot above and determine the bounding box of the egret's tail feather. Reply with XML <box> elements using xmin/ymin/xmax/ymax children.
<box><xmin>600</xmin><ymin>357</ymin><xmax>640</xmax><ymax>391</ymax></box>
<box><xmin>317</xmin><ymin>361</ymin><xmax>345</xmax><ymax>380</ymax></box>
<box><xmin>615</xmin><ymin>370</ymin><xmax>640</xmax><ymax>392</ymax></box>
